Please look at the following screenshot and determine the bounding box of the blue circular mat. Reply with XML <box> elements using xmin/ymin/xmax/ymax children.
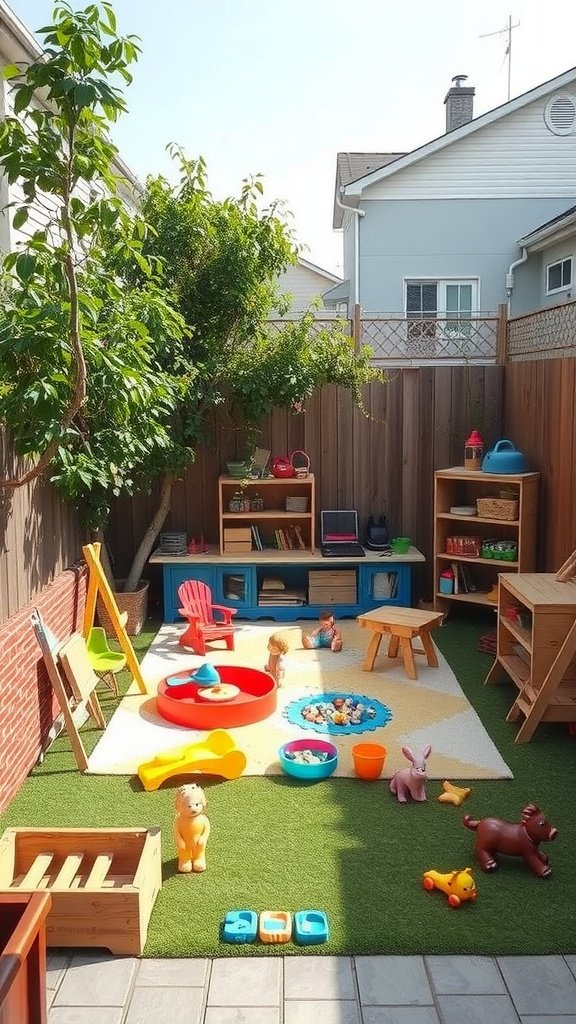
<box><xmin>283</xmin><ymin>692</ymin><xmax>393</xmax><ymax>735</ymax></box>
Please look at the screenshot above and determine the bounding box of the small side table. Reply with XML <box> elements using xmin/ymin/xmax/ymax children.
<box><xmin>357</xmin><ymin>607</ymin><xmax>444</xmax><ymax>680</ymax></box>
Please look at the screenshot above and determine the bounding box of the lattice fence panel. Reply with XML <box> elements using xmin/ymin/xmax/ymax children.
<box><xmin>508</xmin><ymin>301</ymin><xmax>576</xmax><ymax>362</ymax></box>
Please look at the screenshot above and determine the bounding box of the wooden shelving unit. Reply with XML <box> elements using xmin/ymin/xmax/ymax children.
<box><xmin>433</xmin><ymin>467</ymin><xmax>539</xmax><ymax>613</ymax></box>
<box><xmin>485</xmin><ymin>573</ymin><xmax>576</xmax><ymax>742</ymax></box>
<box><xmin>218</xmin><ymin>474</ymin><xmax>316</xmax><ymax>556</ymax></box>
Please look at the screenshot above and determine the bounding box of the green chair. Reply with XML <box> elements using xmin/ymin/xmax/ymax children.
<box><xmin>86</xmin><ymin>627</ymin><xmax>127</xmax><ymax>696</ymax></box>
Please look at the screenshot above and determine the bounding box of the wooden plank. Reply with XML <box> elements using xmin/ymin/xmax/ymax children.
<box><xmin>51</xmin><ymin>854</ymin><xmax>84</xmax><ymax>891</ymax></box>
<box><xmin>19</xmin><ymin>855</ymin><xmax>54</xmax><ymax>891</ymax></box>
<box><xmin>84</xmin><ymin>854</ymin><xmax>113</xmax><ymax>890</ymax></box>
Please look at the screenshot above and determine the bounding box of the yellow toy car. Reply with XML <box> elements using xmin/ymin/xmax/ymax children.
<box><xmin>422</xmin><ymin>868</ymin><xmax>477</xmax><ymax>907</ymax></box>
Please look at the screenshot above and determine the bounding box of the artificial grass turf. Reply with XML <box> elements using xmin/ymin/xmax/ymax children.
<box><xmin>1</xmin><ymin>612</ymin><xmax>575</xmax><ymax>957</ymax></box>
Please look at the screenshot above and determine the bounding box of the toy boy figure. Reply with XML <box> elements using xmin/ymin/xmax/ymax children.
<box><xmin>303</xmin><ymin>610</ymin><xmax>343</xmax><ymax>652</ymax></box>
<box><xmin>265</xmin><ymin>633</ymin><xmax>289</xmax><ymax>687</ymax></box>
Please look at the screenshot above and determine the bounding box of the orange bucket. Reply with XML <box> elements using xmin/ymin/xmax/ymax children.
<box><xmin>351</xmin><ymin>742</ymin><xmax>387</xmax><ymax>780</ymax></box>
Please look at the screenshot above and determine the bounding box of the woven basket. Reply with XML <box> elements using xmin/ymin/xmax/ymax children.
<box><xmin>97</xmin><ymin>579</ymin><xmax>149</xmax><ymax>637</ymax></box>
<box><xmin>476</xmin><ymin>496</ymin><xmax>519</xmax><ymax>521</ymax></box>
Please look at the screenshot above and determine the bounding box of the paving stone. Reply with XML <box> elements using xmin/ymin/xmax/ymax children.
<box><xmin>284</xmin><ymin>1000</ymin><xmax>361</xmax><ymax>1024</ymax></box>
<box><xmin>53</xmin><ymin>954</ymin><xmax>137</xmax><ymax>1007</ymax></box>
<box><xmin>362</xmin><ymin>1009</ymin><xmax>441</xmax><ymax>1024</ymax></box>
<box><xmin>436</xmin><ymin>994</ymin><xmax>520</xmax><ymax>1024</ymax></box>
<box><xmin>284</xmin><ymin>955</ymin><xmax>355</xmax><ymax>1000</ymax></box>
<box><xmin>519</xmin><ymin>1018</ymin><xmax>576</xmax><ymax>1024</ymax></box>
<box><xmin>356</xmin><ymin>956</ymin><xmax>433</xmax><ymax>1006</ymax></box>
<box><xmin>47</xmin><ymin>953</ymin><xmax>69</xmax><ymax>993</ymax></box>
<box><xmin>204</xmin><ymin>1009</ymin><xmax>280</xmax><ymax>1024</ymax></box>
<box><xmin>49</xmin><ymin>1009</ymin><xmax>124</xmax><ymax>1024</ymax></box>
<box><xmin>498</xmin><ymin>955</ymin><xmax>576</xmax><ymax>1015</ymax></box>
<box><xmin>425</xmin><ymin>955</ymin><xmax>505</xmax><ymax>994</ymax></box>
<box><xmin>565</xmin><ymin>955</ymin><xmax>576</xmax><ymax>982</ymax></box>
<box><xmin>124</xmin><ymin>986</ymin><xmax>204</xmax><ymax>1024</ymax></box>
<box><xmin>207</xmin><ymin>958</ymin><xmax>281</xmax><ymax>1007</ymax></box>
<box><xmin>136</xmin><ymin>957</ymin><xmax>209</xmax><ymax>986</ymax></box>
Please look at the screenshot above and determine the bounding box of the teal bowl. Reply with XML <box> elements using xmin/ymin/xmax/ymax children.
<box><xmin>279</xmin><ymin>739</ymin><xmax>338</xmax><ymax>780</ymax></box>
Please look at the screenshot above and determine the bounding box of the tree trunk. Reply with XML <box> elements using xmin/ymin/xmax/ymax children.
<box><xmin>123</xmin><ymin>471</ymin><xmax>175</xmax><ymax>593</ymax></box>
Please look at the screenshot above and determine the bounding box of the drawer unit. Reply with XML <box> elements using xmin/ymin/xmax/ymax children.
<box><xmin>308</xmin><ymin>569</ymin><xmax>357</xmax><ymax>606</ymax></box>
<box><xmin>223</xmin><ymin>527</ymin><xmax>252</xmax><ymax>553</ymax></box>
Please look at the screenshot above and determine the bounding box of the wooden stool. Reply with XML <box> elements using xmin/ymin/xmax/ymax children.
<box><xmin>357</xmin><ymin>607</ymin><xmax>444</xmax><ymax>680</ymax></box>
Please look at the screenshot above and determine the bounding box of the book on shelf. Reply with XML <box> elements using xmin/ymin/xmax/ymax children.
<box><xmin>258</xmin><ymin>588</ymin><xmax>306</xmax><ymax>606</ymax></box>
<box><xmin>251</xmin><ymin>525</ymin><xmax>263</xmax><ymax>551</ymax></box>
<box><xmin>293</xmin><ymin>525</ymin><xmax>307</xmax><ymax>550</ymax></box>
<box><xmin>459</xmin><ymin>562</ymin><xmax>476</xmax><ymax>593</ymax></box>
<box><xmin>450</xmin><ymin>562</ymin><xmax>459</xmax><ymax>594</ymax></box>
<box><xmin>261</xmin><ymin>577</ymin><xmax>286</xmax><ymax>591</ymax></box>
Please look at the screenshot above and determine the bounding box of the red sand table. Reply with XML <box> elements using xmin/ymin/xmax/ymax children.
<box><xmin>157</xmin><ymin>665</ymin><xmax>277</xmax><ymax>729</ymax></box>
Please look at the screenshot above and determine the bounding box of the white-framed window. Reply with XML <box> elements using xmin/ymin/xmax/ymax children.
<box><xmin>405</xmin><ymin>279</ymin><xmax>478</xmax><ymax>340</ymax></box>
<box><xmin>546</xmin><ymin>257</ymin><xmax>572</xmax><ymax>295</ymax></box>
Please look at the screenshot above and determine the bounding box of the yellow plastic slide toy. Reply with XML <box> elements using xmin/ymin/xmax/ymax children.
<box><xmin>138</xmin><ymin>729</ymin><xmax>246</xmax><ymax>791</ymax></box>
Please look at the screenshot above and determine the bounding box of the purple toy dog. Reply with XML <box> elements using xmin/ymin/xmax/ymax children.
<box><xmin>390</xmin><ymin>744</ymin><xmax>431</xmax><ymax>802</ymax></box>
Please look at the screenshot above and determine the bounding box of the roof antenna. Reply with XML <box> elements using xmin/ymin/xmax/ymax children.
<box><xmin>480</xmin><ymin>14</ymin><xmax>520</xmax><ymax>102</ymax></box>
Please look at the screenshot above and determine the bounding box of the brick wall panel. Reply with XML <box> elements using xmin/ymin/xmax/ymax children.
<box><xmin>0</xmin><ymin>565</ymin><xmax>87</xmax><ymax>812</ymax></box>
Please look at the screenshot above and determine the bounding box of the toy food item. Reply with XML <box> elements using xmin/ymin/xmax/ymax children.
<box><xmin>197</xmin><ymin>683</ymin><xmax>239</xmax><ymax>702</ymax></box>
<box><xmin>438</xmin><ymin>781</ymin><xmax>471</xmax><ymax>806</ymax></box>
<box><xmin>463</xmin><ymin>803</ymin><xmax>558</xmax><ymax>877</ymax></box>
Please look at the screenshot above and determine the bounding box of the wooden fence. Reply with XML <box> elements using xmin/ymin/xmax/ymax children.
<box><xmin>108</xmin><ymin>365</ymin><xmax>503</xmax><ymax>601</ymax></box>
<box><xmin>0</xmin><ymin>429</ymin><xmax>83</xmax><ymax>623</ymax></box>
<box><xmin>3</xmin><ymin>298</ymin><xmax>576</xmax><ymax>623</ymax></box>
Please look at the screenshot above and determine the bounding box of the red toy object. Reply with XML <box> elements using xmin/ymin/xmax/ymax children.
<box><xmin>157</xmin><ymin>665</ymin><xmax>277</xmax><ymax>729</ymax></box>
<box><xmin>271</xmin><ymin>456</ymin><xmax>295</xmax><ymax>479</ymax></box>
<box><xmin>177</xmin><ymin>579</ymin><xmax>236</xmax><ymax>655</ymax></box>
<box><xmin>187</xmin><ymin>537</ymin><xmax>209</xmax><ymax>554</ymax></box>
<box><xmin>463</xmin><ymin>803</ymin><xmax>558</xmax><ymax>878</ymax></box>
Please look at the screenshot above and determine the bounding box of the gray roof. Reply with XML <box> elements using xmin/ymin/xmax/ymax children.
<box><xmin>518</xmin><ymin>204</ymin><xmax>576</xmax><ymax>247</ymax></box>
<box><xmin>334</xmin><ymin>152</ymin><xmax>406</xmax><ymax>227</ymax></box>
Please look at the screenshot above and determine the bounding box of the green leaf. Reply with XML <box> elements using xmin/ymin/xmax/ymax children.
<box><xmin>3</xmin><ymin>64</ymin><xmax>21</xmax><ymax>80</ymax></box>
<box><xmin>12</xmin><ymin>207</ymin><xmax>29</xmax><ymax>230</ymax></box>
<box><xmin>15</xmin><ymin>253</ymin><xmax>37</xmax><ymax>284</ymax></box>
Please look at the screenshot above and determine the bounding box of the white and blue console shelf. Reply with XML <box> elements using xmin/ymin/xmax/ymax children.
<box><xmin>149</xmin><ymin>547</ymin><xmax>425</xmax><ymax>623</ymax></box>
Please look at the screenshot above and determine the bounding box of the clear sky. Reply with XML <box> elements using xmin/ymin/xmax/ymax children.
<box><xmin>7</xmin><ymin>0</ymin><xmax>576</xmax><ymax>275</ymax></box>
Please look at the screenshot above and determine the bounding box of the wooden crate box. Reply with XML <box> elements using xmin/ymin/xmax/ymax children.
<box><xmin>0</xmin><ymin>827</ymin><xmax>162</xmax><ymax>956</ymax></box>
<box><xmin>308</xmin><ymin>569</ymin><xmax>357</xmax><ymax>605</ymax></box>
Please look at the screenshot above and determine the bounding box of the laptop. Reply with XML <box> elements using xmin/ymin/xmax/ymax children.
<box><xmin>320</xmin><ymin>510</ymin><xmax>366</xmax><ymax>558</ymax></box>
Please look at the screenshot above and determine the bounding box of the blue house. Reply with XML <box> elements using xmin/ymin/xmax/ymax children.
<box><xmin>326</xmin><ymin>69</ymin><xmax>576</xmax><ymax>324</ymax></box>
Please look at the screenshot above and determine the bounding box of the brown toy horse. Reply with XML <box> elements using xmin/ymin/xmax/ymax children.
<box><xmin>463</xmin><ymin>803</ymin><xmax>558</xmax><ymax>878</ymax></box>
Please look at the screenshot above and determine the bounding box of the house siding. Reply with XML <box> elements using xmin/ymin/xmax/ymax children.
<box><xmin>362</xmin><ymin>93</ymin><xmax>576</xmax><ymax>200</ymax></box>
<box><xmin>514</xmin><ymin>231</ymin><xmax>576</xmax><ymax>314</ymax></box>
<box><xmin>275</xmin><ymin>263</ymin><xmax>336</xmax><ymax>312</ymax></box>
<box><xmin>358</xmin><ymin>197</ymin><xmax>571</xmax><ymax>312</ymax></box>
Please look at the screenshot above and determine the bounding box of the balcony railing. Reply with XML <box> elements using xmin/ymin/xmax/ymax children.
<box><xmin>265</xmin><ymin>310</ymin><xmax>500</xmax><ymax>366</ymax></box>
<box><xmin>360</xmin><ymin>312</ymin><xmax>499</xmax><ymax>365</ymax></box>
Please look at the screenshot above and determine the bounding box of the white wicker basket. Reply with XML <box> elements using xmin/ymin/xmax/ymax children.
<box><xmin>286</xmin><ymin>496</ymin><xmax>309</xmax><ymax>512</ymax></box>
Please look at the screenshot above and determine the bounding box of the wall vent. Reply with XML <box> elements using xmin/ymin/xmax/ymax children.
<box><xmin>544</xmin><ymin>93</ymin><xmax>576</xmax><ymax>136</ymax></box>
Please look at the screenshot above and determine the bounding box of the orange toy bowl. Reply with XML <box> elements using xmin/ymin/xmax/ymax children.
<box><xmin>351</xmin><ymin>742</ymin><xmax>387</xmax><ymax>780</ymax></box>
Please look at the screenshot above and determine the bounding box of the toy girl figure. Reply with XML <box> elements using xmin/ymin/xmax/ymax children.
<box><xmin>265</xmin><ymin>633</ymin><xmax>289</xmax><ymax>687</ymax></box>
<box><xmin>303</xmin><ymin>610</ymin><xmax>343</xmax><ymax>652</ymax></box>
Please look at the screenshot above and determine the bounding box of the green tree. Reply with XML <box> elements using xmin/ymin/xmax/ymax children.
<box><xmin>121</xmin><ymin>154</ymin><xmax>384</xmax><ymax>592</ymax></box>
<box><xmin>0</xmin><ymin>3</ymin><xmax>190</xmax><ymax>567</ymax></box>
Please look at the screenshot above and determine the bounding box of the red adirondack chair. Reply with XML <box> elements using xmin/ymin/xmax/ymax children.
<box><xmin>177</xmin><ymin>580</ymin><xmax>237</xmax><ymax>654</ymax></box>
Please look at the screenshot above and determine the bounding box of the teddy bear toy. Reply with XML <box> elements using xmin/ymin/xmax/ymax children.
<box><xmin>174</xmin><ymin>783</ymin><xmax>210</xmax><ymax>873</ymax></box>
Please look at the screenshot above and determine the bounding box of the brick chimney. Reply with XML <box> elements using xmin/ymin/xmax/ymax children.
<box><xmin>444</xmin><ymin>75</ymin><xmax>475</xmax><ymax>132</ymax></box>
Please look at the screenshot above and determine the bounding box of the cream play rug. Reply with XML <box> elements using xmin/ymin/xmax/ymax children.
<box><xmin>87</xmin><ymin>621</ymin><xmax>512</xmax><ymax>780</ymax></box>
